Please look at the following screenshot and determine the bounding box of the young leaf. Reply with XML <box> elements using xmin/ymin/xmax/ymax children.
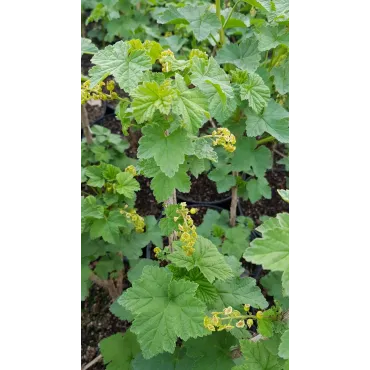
<box><xmin>245</xmin><ymin>99</ymin><xmax>289</xmax><ymax>142</ymax></box>
<box><xmin>178</xmin><ymin>5</ymin><xmax>221</xmax><ymax>41</ymax></box>
<box><xmin>271</xmin><ymin>60</ymin><xmax>289</xmax><ymax>94</ymax></box>
<box><xmin>212</xmin><ymin>277</ymin><xmax>268</xmax><ymax>311</ymax></box>
<box><xmin>216</xmin><ymin>38</ymin><xmax>261</xmax><ymax>72</ymax></box>
<box><xmin>255</xmin><ymin>25</ymin><xmax>289</xmax><ymax>52</ymax></box>
<box><xmin>81</xmin><ymin>196</ymin><xmax>104</xmax><ymax>219</ymax></box>
<box><xmin>231</xmin><ymin>137</ymin><xmax>272</xmax><ymax>177</ymax></box>
<box><xmin>119</xmin><ymin>266</ymin><xmax>207</xmax><ymax>359</ymax></box>
<box><xmin>110</xmin><ymin>300</ymin><xmax>134</xmax><ymax>322</ymax></box>
<box><xmin>99</xmin><ymin>331</ymin><xmax>140</xmax><ymax>370</ymax></box>
<box><xmin>183</xmin><ymin>331</ymin><xmax>238</xmax><ymax>370</ymax></box>
<box><xmin>81</xmin><ymin>37</ymin><xmax>98</xmax><ymax>56</ymax></box>
<box><xmin>90</xmin><ymin>210</ymin><xmax>128</xmax><ymax>244</ymax></box>
<box><xmin>234</xmin><ymin>337</ymin><xmax>285</xmax><ymax>370</ymax></box>
<box><xmin>278</xmin><ymin>329</ymin><xmax>289</xmax><ymax>359</ymax></box>
<box><xmin>193</xmin><ymin>138</ymin><xmax>218</xmax><ymax>162</ymax></box>
<box><xmin>244</xmin><ymin>213</ymin><xmax>289</xmax><ymax>296</ymax></box>
<box><xmin>208</xmin><ymin>164</ymin><xmax>236</xmax><ymax>193</ymax></box>
<box><xmin>131</xmin><ymin>80</ymin><xmax>176</xmax><ymax>124</ymax></box>
<box><xmin>222</xmin><ymin>226</ymin><xmax>250</xmax><ymax>259</ymax></box>
<box><xmin>190</xmin><ymin>57</ymin><xmax>236</xmax><ymax>123</ymax></box>
<box><xmin>127</xmin><ymin>259</ymin><xmax>159</xmax><ymax>283</ymax></box>
<box><xmin>246</xmin><ymin>177</ymin><xmax>272</xmax><ymax>203</ymax></box>
<box><xmin>172</xmin><ymin>74</ymin><xmax>209</xmax><ymax>133</ymax></box>
<box><xmin>138</xmin><ymin>124</ymin><xmax>193</xmax><ymax>178</ymax></box>
<box><xmin>151</xmin><ymin>164</ymin><xmax>191</xmax><ymax>202</ymax></box>
<box><xmin>168</xmin><ymin>236</ymin><xmax>233</xmax><ymax>283</ymax></box>
<box><xmin>85</xmin><ymin>165</ymin><xmax>105</xmax><ymax>187</ymax></box>
<box><xmin>89</xmin><ymin>41</ymin><xmax>152</xmax><ymax>92</ymax></box>
<box><xmin>115</xmin><ymin>172</ymin><xmax>140</xmax><ymax>199</ymax></box>
<box><xmin>159</xmin><ymin>205</ymin><xmax>180</xmax><ymax>236</ymax></box>
<box><xmin>240</xmin><ymin>73</ymin><xmax>270</xmax><ymax>114</ymax></box>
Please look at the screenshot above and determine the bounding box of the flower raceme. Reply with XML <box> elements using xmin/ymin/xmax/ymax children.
<box><xmin>176</xmin><ymin>203</ymin><xmax>198</xmax><ymax>256</ymax></box>
<box><xmin>211</xmin><ymin>128</ymin><xmax>236</xmax><ymax>153</ymax></box>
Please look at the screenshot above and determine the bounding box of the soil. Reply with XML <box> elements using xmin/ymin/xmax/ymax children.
<box><xmin>81</xmin><ymin>285</ymin><xmax>130</xmax><ymax>370</ymax></box>
<box><xmin>85</xmin><ymin>101</ymin><xmax>106</xmax><ymax>123</ymax></box>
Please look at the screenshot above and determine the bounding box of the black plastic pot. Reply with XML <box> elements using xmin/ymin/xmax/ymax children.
<box><xmin>176</xmin><ymin>193</ymin><xmax>232</xmax><ymax>206</ymax></box>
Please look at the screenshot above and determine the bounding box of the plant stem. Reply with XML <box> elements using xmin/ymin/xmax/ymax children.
<box><xmin>81</xmin><ymin>104</ymin><xmax>93</xmax><ymax>144</ymax></box>
<box><xmin>164</xmin><ymin>190</ymin><xmax>177</xmax><ymax>252</ymax></box>
<box><xmin>216</xmin><ymin>0</ymin><xmax>225</xmax><ymax>46</ymax></box>
<box><xmin>256</xmin><ymin>135</ymin><xmax>275</xmax><ymax>146</ymax></box>
<box><xmin>223</xmin><ymin>0</ymin><xmax>242</xmax><ymax>29</ymax></box>
<box><xmin>230</xmin><ymin>171</ymin><xmax>238</xmax><ymax>227</ymax></box>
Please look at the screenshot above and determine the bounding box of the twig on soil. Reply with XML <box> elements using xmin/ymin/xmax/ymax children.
<box><xmin>81</xmin><ymin>354</ymin><xmax>102</xmax><ymax>370</ymax></box>
<box><xmin>273</xmin><ymin>148</ymin><xmax>287</xmax><ymax>158</ymax></box>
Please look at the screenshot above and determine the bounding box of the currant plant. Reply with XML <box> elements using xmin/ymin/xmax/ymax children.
<box><xmin>81</xmin><ymin>0</ymin><xmax>289</xmax><ymax>367</ymax></box>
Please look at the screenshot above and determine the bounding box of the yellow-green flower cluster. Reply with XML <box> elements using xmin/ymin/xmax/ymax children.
<box><xmin>159</xmin><ymin>49</ymin><xmax>175</xmax><ymax>72</ymax></box>
<box><xmin>175</xmin><ymin>203</ymin><xmax>198</xmax><ymax>256</ymax></box>
<box><xmin>120</xmin><ymin>207</ymin><xmax>145</xmax><ymax>233</ymax></box>
<box><xmin>204</xmin><ymin>305</ymin><xmax>257</xmax><ymax>332</ymax></box>
<box><xmin>81</xmin><ymin>80</ymin><xmax>118</xmax><ymax>104</ymax></box>
<box><xmin>125</xmin><ymin>165</ymin><xmax>137</xmax><ymax>177</ymax></box>
<box><xmin>189</xmin><ymin>49</ymin><xmax>208</xmax><ymax>60</ymax></box>
<box><xmin>211</xmin><ymin>127</ymin><xmax>236</xmax><ymax>153</ymax></box>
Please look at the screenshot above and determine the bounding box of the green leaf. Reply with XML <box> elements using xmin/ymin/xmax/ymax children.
<box><xmin>222</xmin><ymin>9</ymin><xmax>250</xmax><ymax>29</ymax></box>
<box><xmin>246</xmin><ymin>177</ymin><xmax>272</xmax><ymax>203</ymax></box>
<box><xmin>89</xmin><ymin>41</ymin><xmax>152</xmax><ymax>92</ymax></box>
<box><xmin>159</xmin><ymin>205</ymin><xmax>180</xmax><ymax>236</ymax></box>
<box><xmin>241</xmin><ymin>0</ymin><xmax>271</xmax><ymax>11</ymax></box>
<box><xmin>271</xmin><ymin>61</ymin><xmax>289</xmax><ymax>94</ymax></box>
<box><xmin>216</xmin><ymin>39</ymin><xmax>261</xmax><ymax>73</ymax></box>
<box><xmin>188</xmin><ymin>157</ymin><xmax>206</xmax><ymax>178</ymax></box>
<box><xmin>172</xmin><ymin>74</ymin><xmax>209</xmax><ymax>133</ymax></box>
<box><xmin>278</xmin><ymin>330</ymin><xmax>289</xmax><ymax>359</ymax></box>
<box><xmin>151</xmin><ymin>165</ymin><xmax>191</xmax><ymax>202</ymax></box>
<box><xmin>168</xmin><ymin>236</ymin><xmax>233</xmax><ymax>283</ymax></box>
<box><xmin>231</xmin><ymin>137</ymin><xmax>272</xmax><ymax>177</ymax></box>
<box><xmin>245</xmin><ymin>100</ymin><xmax>289</xmax><ymax>142</ymax></box>
<box><xmin>115</xmin><ymin>172</ymin><xmax>140</xmax><ymax>199</ymax></box>
<box><xmin>212</xmin><ymin>277</ymin><xmax>268</xmax><ymax>311</ymax></box>
<box><xmin>128</xmin><ymin>259</ymin><xmax>159</xmax><ymax>283</ymax></box>
<box><xmin>222</xmin><ymin>226</ymin><xmax>250</xmax><ymax>259</ymax></box>
<box><xmin>143</xmin><ymin>215</ymin><xmax>163</xmax><ymax>248</ymax></box>
<box><xmin>81</xmin><ymin>264</ymin><xmax>91</xmax><ymax>301</ymax></box>
<box><xmin>277</xmin><ymin>189</ymin><xmax>289</xmax><ymax>203</ymax></box>
<box><xmin>208</xmin><ymin>164</ymin><xmax>236</xmax><ymax>193</ymax></box>
<box><xmin>244</xmin><ymin>213</ymin><xmax>289</xmax><ymax>295</ymax></box>
<box><xmin>268</xmin><ymin>0</ymin><xmax>289</xmax><ymax>23</ymax></box>
<box><xmin>81</xmin><ymin>37</ymin><xmax>98</xmax><ymax>56</ymax></box>
<box><xmin>120</xmin><ymin>266</ymin><xmax>207</xmax><ymax>359</ymax></box>
<box><xmin>224</xmin><ymin>255</ymin><xmax>245</xmax><ymax>277</ymax></box>
<box><xmin>260</xmin><ymin>271</ymin><xmax>289</xmax><ymax>310</ymax></box>
<box><xmin>99</xmin><ymin>331</ymin><xmax>140</xmax><ymax>370</ymax></box>
<box><xmin>156</xmin><ymin>5</ymin><xmax>187</xmax><ymax>25</ymax></box>
<box><xmin>178</xmin><ymin>5</ymin><xmax>221</xmax><ymax>41</ymax></box>
<box><xmin>257</xmin><ymin>317</ymin><xmax>274</xmax><ymax>337</ymax></box>
<box><xmin>160</xmin><ymin>35</ymin><xmax>187</xmax><ymax>53</ymax></box>
<box><xmin>90</xmin><ymin>210</ymin><xmax>128</xmax><ymax>244</ymax></box>
<box><xmin>235</xmin><ymin>338</ymin><xmax>284</xmax><ymax>370</ymax></box>
<box><xmin>190</xmin><ymin>57</ymin><xmax>236</xmax><ymax>123</ymax></box>
<box><xmin>131</xmin><ymin>80</ymin><xmax>176</xmax><ymax>124</ymax></box>
<box><xmin>138</xmin><ymin>124</ymin><xmax>193</xmax><ymax>178</ymax></box>
<box><xmin>255</xmin><ymin>25</ymin><xmax>289</xmax><ymax>52</ymax></box>
<box><xmin>186</xmin><ymin>268</ymin><xmax>219</xmax><ymax>305</ymax></box>
<box><xmin>240</xmin><ymin>73</ymin><xmax>270</xmax><ymax>114</ymax></box>
<box><xmin>184</xmin><ymin>331</ymin><xmax>238</xmax><ymax>370</ymax></box>
<box><xmin>85</xmin><ymin>165</ymin><xmax>105</xmax><ymax>187</ymax></box>
<box><xmin>110</xmin><ymin>300</ymin><xmax>134</xmax><ymax>322</ymax></box>
<box><xmin>193</xmin><ymin>138</ymin><xmax>218</xmax><ymax>162</ymax></box>
<box><xmin>94</xmin><ymin>254</ymin><xmax>123</xmax><ymax>279</ymax></box>
<box><xmin>103</xmin><ymin>164</ymin><xmax>121</xmax><ymax>181</ymax></box>
<box><xmin>81</xmin><ymin>196</ymin><xmax>104</xmax><ymax>219</ymax></box>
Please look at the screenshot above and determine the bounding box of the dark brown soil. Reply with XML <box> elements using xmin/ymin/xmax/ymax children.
<box><xmin>177</xmin><ymin>173</ymin><xmax>231</xmax><ymax>203</ymax></box>
<box><xmin>240</xmin><ymin>169</ymin><xmax>289</xmax><ymax>225</ymax></box>
<box><xmin>81</xmin><ymin>285</ymin><xmax>130</xmax><ymax>370</ymax></box>
<box><xmin>135</xmin><ymin>175</ymin><xmax>162</xmax><ymax>218</ymax></box>
<box><xmin>85</xmin><ymin>101</ymin><xmax>106</xmax><ymax>123</ymax></box>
